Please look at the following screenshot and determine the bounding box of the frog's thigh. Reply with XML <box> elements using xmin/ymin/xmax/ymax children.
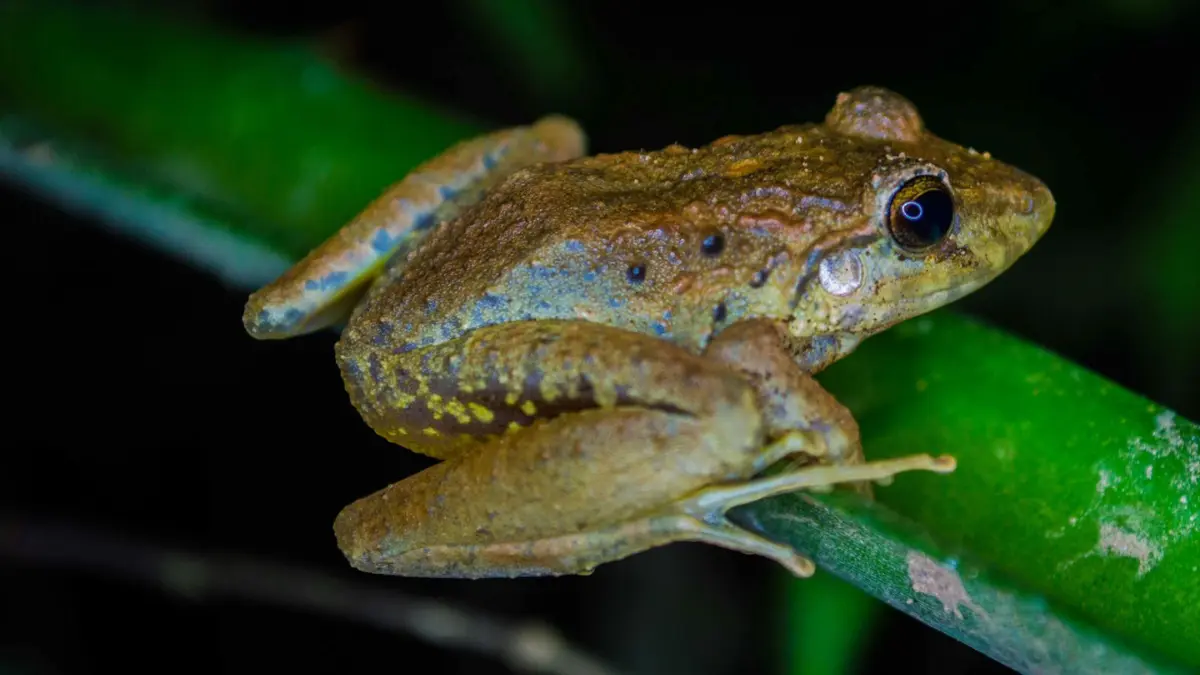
<box><xmin>243</xmin><ymin>115</ymin><xmax>585</xmax><ymax>340</ymax></box>
<box><xmin>340</xmin><ymin>319</ymin><xmax>764</xmax><ymax>461</ymax></box>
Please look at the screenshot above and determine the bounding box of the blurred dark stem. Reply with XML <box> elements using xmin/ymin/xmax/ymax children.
<box><xmin>0</xmin><ymin>516</ymin><xmax>624</xmax><ymax>675</ymax></box>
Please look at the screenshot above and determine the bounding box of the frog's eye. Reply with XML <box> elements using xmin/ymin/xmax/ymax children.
<box><xmin>886</xmin><ymin>176</ymin><xmax>955</xmax><ymax>252</ymax></box>
<box><xmin>627</xmin><ymin>263</ymin><xmax>647</xmax><ymax>284</ymax></box>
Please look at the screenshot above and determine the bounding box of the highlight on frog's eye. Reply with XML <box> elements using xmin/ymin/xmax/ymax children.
<box><xmin>626</xmin><ymin>263</ymin><xmax>647</xmax><ymax>284</ymax></box>
<box><xmin>885</xmin><ymin>175</ymin><xmax>956</xmax><ymax>251</ymax></box>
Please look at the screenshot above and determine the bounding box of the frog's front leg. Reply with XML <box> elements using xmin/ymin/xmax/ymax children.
<box><xmin>706</xmin><ymin>319</ymin><xmax>867</xmax><ymax>469</ymax></box>
<box><xmin>332</xmin><ymin>320</ymin><xmax>950</xmax><ymax>579</ymax></box>
<box><xmin>691</xmin><ymin>318</ymin><xmax>956</xmax><ymax>529</ymax></box>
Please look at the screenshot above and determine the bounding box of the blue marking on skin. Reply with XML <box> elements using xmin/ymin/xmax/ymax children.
<box><xmin>662</xmin><ymin>309</ymin><xmax>673</xmax><ymax>320</ymax></box>
<box><xmin>609</xmin><ymin>297</ymin><xmax>622</xmax><ymax>308</ymax></box>
<box><xmin>425</xmin><ymin>299</ymin><xmax>438</xmax><ymax>314</ymax></box>
<box><xmin>395</xmin><ymin>342</ymin><xmax>420</xmax><ymax>354</ymax></box>
<box><xmin>564</xmin><ymin>240</ymin><xmax>584</xmax><ymax>253</ymax></box>
<box><xmin>472</xmin><ymin>294</ymin><xmax>504</xmax><ymax>325</ymax></box>
<box><xmin>369</xmin><ymin>354</ymin><xmax>383</xmax><ymax>383</ymax></box>
<box><xmin>583</xmin><ymin>271</ymin><xmax>596</xmax><ymax>282</ymax></box>
<box><xmin>536</xmin><ymin>300</ymin><xmax>552</xmax><ymax>311</ymax></box>
<box><xmin>344</xmin><ymin>359</ymin><xmax>362</xmax><ymax>380</ymax></box>
<box><xmin>282</xmin><ymin>308</ymin><xmax>304</xmax><ymax>328</ymax></box>
<box><xmin>528</xmin><ymin>266</ymin><xmax>556</xmax><ymax>281</ymax></box>
<box><xmin>304</xmin><ymin>270</ymin><xmax>349</xmax><ymax>292</ymax></box>
<box><xmin>372</xmin><ymin>229</ymin><xmax>403</xmax><ymax>254</ymax></box>
<box><xmin>373</xmin><ymin>321</ymin><xmax>393</xmax><ymax>345</ymax></box>
<box><xmin>482</xmin><ymin>149</ymin><xmax>501</xmax><ymax>171</ymax></box>
<box><xmin>438</xmin><ymin>185</ymin><xmax>458</xmax><ymax>200</ymax></box>
<box><xmin>414</xmin><ymin>212</ymin><xmax>437</xmax><ymax>230</ymax></box>
<box><xmin>479</xmin><ymin>293</ymin><xmax>505</xmax><ymax>308</ymax></box>
<box><xmin>653</xmin><ymin>322</ymin><xmax>668</xmax><ymax>336</ymax></box>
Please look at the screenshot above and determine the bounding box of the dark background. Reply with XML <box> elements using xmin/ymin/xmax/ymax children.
<box><xmin>3</xmin><ymin>1</ymin><xmax>1197</xmax><ymax>674</ymax></box>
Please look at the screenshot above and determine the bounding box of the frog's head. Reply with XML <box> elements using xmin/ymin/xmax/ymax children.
<box><xmin>787</xmin><ymin>86</ymin><xmax>1055</xmax><ymax>343</ymax></box>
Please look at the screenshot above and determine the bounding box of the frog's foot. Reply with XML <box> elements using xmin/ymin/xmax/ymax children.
<box><xmin>659</xmin><ymin>445</ymin><xmax>955</xmax><ymax>577</ymax></box>
<box><xmin>655</xmin><ymin>514</ymin><xmax>819</xmax><ymax>577</ymax></box>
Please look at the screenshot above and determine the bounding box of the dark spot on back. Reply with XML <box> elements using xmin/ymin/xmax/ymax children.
<box><xmin>701</xmin><ymin>233</ymin><xmax>725</xmax><ymax>256</ymax></box>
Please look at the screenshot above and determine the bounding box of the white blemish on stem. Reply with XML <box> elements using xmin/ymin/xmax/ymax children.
<box><xmin>1051</xmin><ymin>407</ymin><xmax>1197</xmax><ymax>578</ymax></box>
<box><xmin>907</xmin><ymin>551</ymin><xmax>987</xmax><ymax>622</ymax></box>
<box><xmin>1095</xmin><ymin>522</ymin><xmax>1162</xmax><ymax>577</ymax></box>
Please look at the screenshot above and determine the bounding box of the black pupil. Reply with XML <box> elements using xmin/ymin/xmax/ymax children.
<box><xmin>702</xmin><ymin>233</ymin><xmax>724</xmax><ymax>255</ymax></box>
<box><xmin>627</xmin><ymin>264</ymin><xmax>646</xmax><ymax>283</ymax></box>
<box><xmin>896</xmin><ymin>187</ymin><xmax>953</xmax><ymax>248</ymax></box>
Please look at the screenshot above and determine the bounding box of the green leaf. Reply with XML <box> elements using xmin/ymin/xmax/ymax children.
<box><xmin>736</xmin><ymin>312</ymin><xmax>1198</xmax><ymax>673</ymax></box>
<box><xmin>3</xmin><ymin>4</ymin><xmax>1196</xmax><ymax>673</ymax></box>
<box><xmin>0</xmin><ymin>0</ymin><xmax>484</xmax><ymax>276</ymax></box>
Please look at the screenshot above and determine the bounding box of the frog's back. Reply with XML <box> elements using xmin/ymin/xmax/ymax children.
<box><xmin>342</xmin><ymin>122</ymin><xmax>889</xmax><ymax>355</ymax></box>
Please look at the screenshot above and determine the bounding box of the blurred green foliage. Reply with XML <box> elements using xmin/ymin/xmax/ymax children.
<box><xmin>0</xmin><ymin>1</ymin><xmax>481</xmax><ymax>262</ymax></box>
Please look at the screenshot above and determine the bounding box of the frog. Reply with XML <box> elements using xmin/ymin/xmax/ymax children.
<box><xmin>243</xmin><ymin>86</ymin><xmax>1054</xmax><ymax>579</ymax></box>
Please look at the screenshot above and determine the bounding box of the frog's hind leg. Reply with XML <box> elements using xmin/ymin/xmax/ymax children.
<box><xmin>332</xmin><ymin>425</ymin><xmax>951</xmax><ymax>579</ymax></box>
<box><xmin>242</xmin><ymin>115</ymin><xmax>585</xmax><ymax>339</ymax></box>
<box><xmin>332</xmin><ymin>319</ymin><xmax>953</xmax><ymax>579</ymax></box>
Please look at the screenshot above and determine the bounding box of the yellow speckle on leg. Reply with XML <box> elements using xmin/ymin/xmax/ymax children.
<box><xmin>468</xmin><ymin>402</ymin><xmax>495</xmax><ymax>423</ymax></box>
<box><xmin>505</xmin><ymin>392</ymin><xmax>520</xmax><ymax>406</ymax></box>
<box><xmin>445</xmin><ymin>398</ymin><xmax>473</xmax><ymax>424</ymax></box>
<box><xmin>521</xmin><ymin>400</ymin><xmax>538</xmax><ymax>416</ymax></box>
<box><xmin>423</xmin><ymin>427</ymin><xmax>441</xmax><ymax>437</ymax></box>
<box><xmin>426</xmin><ymin>394</ymin><xmax>447</xmax><ymax>420</ymax></box>
<box><xmin>507</xmin><ymin>421</ymin><xmax>523</xmax><ymax>432</ymax></box>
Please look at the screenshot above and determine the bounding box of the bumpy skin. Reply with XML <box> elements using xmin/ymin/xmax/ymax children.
<box><xmin>244</xmin><ymin>87</ymin><xmax>1055</xmax><ymax>579</ymax></box>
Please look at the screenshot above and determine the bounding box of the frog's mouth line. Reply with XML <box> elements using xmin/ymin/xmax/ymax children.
<box><xmin>918</xmin><ymin>275</ymin><xmax>990</xmax><ymax>306</ymax></box>
<box><xmin>856</xmin><ymin>273</ymin><xmax>995</xmax><ymax>336</ymax></box>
